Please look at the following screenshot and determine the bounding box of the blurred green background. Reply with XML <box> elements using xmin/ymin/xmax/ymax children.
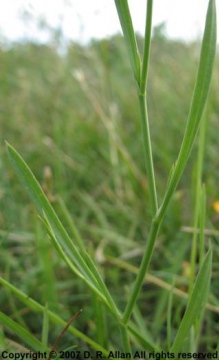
<box><xmin>1</xmin><ymin>23</ymin><xmax>219</xmax><ymax>351</ymax></box>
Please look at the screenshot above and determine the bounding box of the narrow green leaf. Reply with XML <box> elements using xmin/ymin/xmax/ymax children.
<box><xmin>40</xmin><ymin>215</ymin><xmax>87</xmax><ymax>281</ymax></box>
<box><xmin>0</xmin><ymin>277</ymin><xmax>156</xmax><ymax>353</ymax></box>
<box><xmin>171</xmin><ymin>250</ymin><xmax>212</xmax><ymax>353</ymax></box>
<box><xmin>0</xmin><ymin>311</ymin><xmax>47</xmax><ymax>351</ymax></box>
<box><xmin>57</xmin><ymin>196</ymin><xmax>84</xmax><ymax>251</ymax></box>
<box><xmin>82</xmin><ymin>251</ymin><xmax>119</xmax><ymax>313</ymax></box>
<box><xmin>0</xmin><ymin>277</ymin><xmax>109</xmax><ymax>355</ymax></box>
<box><xmin>6</xmin><ymin>143</ymin><xmax>96</xmax><ymax>283</ymax></box>
<box><xmin>114</xmin><ymin>0</ymin><xmax>141</xmax><ymax>84</ymax></box>
<box><xmin>158</xmin><ymin>0</ymin><xmax>217</xmax><ymax>221</ymax></box>
<box><xmin>6</xmin><ymin>143</ymin><xmax>119</xmax><ymax>316</ymax></box>
<box><xmin>42</xmin><ymin>216</ymin><xmax>117</xmax><ymax>311</ymax></box>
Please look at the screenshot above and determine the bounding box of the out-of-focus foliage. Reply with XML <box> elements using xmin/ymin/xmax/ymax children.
<box><xmin>1</xmin><ymin>28</ymin><xmax>219</xmax><ymax>350</ymax></box>
<box><xmin>1</xmin><ymin>31</ymin><xmax>219</xmax><ymax>228</ymax></box>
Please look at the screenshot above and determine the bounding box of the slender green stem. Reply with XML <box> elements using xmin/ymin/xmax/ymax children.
<box><xmin>115</xmin><ymin>0</ymin><xmax>157</xmax><ymax>216</ymax></box>
<box><xmin>139</xmin><ymin>95</ymin><xmax>158</xmax><ymax>216</ymax></box>
<box><xmin>141</xmin><ymin>0</ymin><xmax>153</xmax><ymax>94</ymax></box>
<box><xmin>122</xmin><ymin>218</ymin><xmax>160</xmax><ymax>324</ymax></box>
<box><xmin>139</xmin><ymin>0</ymin><xmax>157</xmax><ymax>216</ymax></box>
<box><xmin>122</xmin><ymin>0</ymin><xmax>157</xmax><ymax>323</ymax></box>
<box><xmin>120</xmin><ymin>324</ymin><xmax>132</xmax><ymax>355</ymax></box>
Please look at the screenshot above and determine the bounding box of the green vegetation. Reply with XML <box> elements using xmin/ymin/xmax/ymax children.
<box><xmin>0</xmin><ymin>0</ymin><xmax>219</xmax><ymax>355</ymax></box>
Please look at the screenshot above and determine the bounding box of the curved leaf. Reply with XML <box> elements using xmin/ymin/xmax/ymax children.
<box><xmin>171</xmin><ymin>250</ymin><xmax>212</xmax><ymax>353</ymax></box>
<box><xmin>158</xmin><ymin>0</ymin><xmax>217</xmax><ymax>221</ymax></box>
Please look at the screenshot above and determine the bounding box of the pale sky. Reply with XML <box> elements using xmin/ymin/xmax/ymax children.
<box><xmin>0</xmin><ymin>0</ymin><xmax>218</xmax><ymax>44</ymax></box>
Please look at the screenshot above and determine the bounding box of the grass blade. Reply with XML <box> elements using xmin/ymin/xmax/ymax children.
<box><xmin>42</xmin><ymin>216</ymin><xmax>119</xmax><ymax>315</ymax></box>
<box><xmin>114</xmin><ymin>0</ymin><xmax>141</xmax><ymax>84</ymax></box>
<box><xmin>115</xmin><ymin>0</ymin><xmax>158</xmax><ymax>217</ymax></box>
<box><xmin>6</xmin><ymin>143</ymin><xmax>94</xmax><ymax>281</ymax></box>
<box><xmin>0</xmin><ymin>277</ymin><xmax>109</xmax><ymax>355</ymax></box>
<box><xmin>158</xmin><ymin>0</ymin><xmax>217</xmax><ymax>221</ymax></box>
<box><xmin>0</xmin><ymin>311</ymin><xmax>47</xmax><ymax>351</ymax></box>
<box><xmin>6</xmin><ymin>142</ymin><xmax>119</xmax><ymax>316</ymax></box>
<box><xmin>170</xmin><ymin>249</ymin><xmax>212</xmax><ymax>353</ymax></box>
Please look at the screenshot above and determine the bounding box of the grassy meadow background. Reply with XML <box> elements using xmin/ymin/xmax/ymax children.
<box><xmin>1</xmin><ymin>23</ymin><xmax>219</xmax><ymax>351</ymax></box>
